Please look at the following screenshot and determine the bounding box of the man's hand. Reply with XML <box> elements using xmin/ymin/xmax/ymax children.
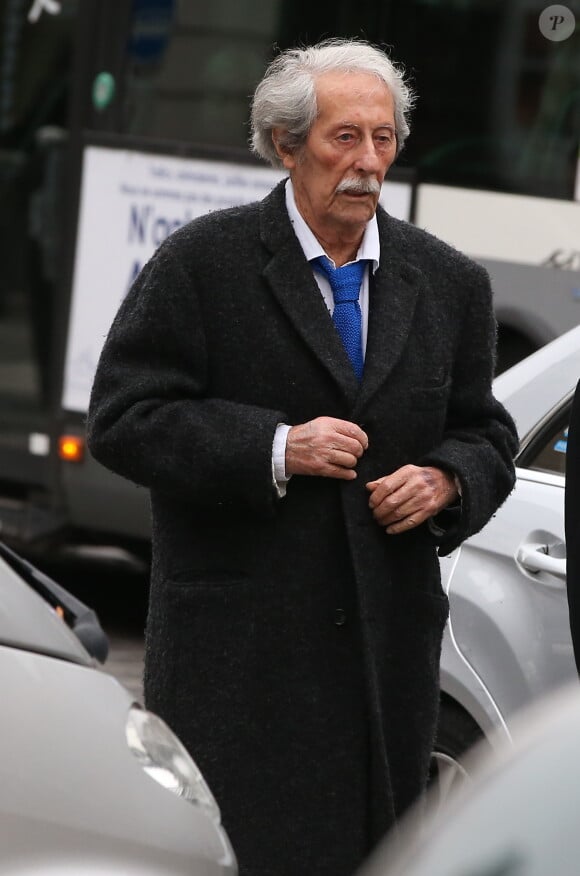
<box><xmin>366</xmin><ymin>465</ymin><xmax>458</xmax><ymax>534</ymax></box>
<box><xmin>286</xmin><ymin>417</ymin><xmax>368</xmax><ymax>480</ymax></box>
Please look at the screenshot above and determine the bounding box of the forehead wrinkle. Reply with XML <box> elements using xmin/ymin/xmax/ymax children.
<box><xmin>335</xmin><ymin>121</ymin><xmax>396</xmax><ymax>131</ymax></box>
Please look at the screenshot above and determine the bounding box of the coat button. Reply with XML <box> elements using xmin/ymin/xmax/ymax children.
<box><xmin>334</xmin><ymin>608</ymin><xmax>347</xmax><ymax>626</ymax></box>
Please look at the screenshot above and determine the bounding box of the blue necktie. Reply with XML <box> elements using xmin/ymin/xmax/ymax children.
<box><xmin>313</xmin><ymin>255</ymin><xmax>367</xmax><ymax>381</ymax></box>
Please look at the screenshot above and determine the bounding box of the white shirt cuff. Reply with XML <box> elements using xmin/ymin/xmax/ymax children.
<box><xmin>272</xmin><ymin>423</ymin><xmax>292</xmax><ymax>498</ymax></box>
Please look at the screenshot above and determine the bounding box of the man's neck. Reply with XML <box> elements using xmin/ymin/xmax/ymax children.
<box><xmin>312</xmin><ymin>231</ymin><xmax>364</xmax><ymax>267</ymax></box>
<box><xmin>284</xmin><ymin>178</ymin><xmax>379</xmax><ymax>269</ymax></box>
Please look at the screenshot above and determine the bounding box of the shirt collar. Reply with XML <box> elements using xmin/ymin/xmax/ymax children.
<box><xmin>284</xmin><ymin>178</ymin><xmax>380</xmax><ymax>273</ymax></box>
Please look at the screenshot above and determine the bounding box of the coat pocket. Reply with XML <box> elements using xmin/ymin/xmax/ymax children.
<box><xmin>409</xmin><ymin>379</ymin><xmax>451</xmax><ymax>410</ymax></box>
<box><xmin>167</xmin><ymin>569</ymin><xmax>249</xmax><ymax>586</ymax></box>
<box><xmin>144</xmin><ymin>574</ymin><xmax>258</xmax><ymax>716</ymax></box>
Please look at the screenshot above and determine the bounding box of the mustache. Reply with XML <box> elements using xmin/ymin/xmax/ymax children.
<box><xmin>335</xmin><ymin>177</ymin><xmax>381</xmax><ymax>195</ymax></box>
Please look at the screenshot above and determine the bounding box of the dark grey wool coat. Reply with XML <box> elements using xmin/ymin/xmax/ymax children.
<box><xmin>87</xmin><ymin>180</ymin><xmax>517</xmax><ymax>876</ymax></box>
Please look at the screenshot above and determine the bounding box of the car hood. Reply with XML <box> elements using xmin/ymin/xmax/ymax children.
<box><xmin>0</xmin><ymin>554</ymin><xmax>93</xmax><ymax>665</ymax></box>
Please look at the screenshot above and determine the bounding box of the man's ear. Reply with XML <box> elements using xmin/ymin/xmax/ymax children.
<box><xmin>272</xmin><ymin>128</ymin><xmax>296</xmax><ymax>170</ymax></box>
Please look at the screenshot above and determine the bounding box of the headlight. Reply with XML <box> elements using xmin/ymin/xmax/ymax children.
<box><xmin>126</xmin><ymin>706</ymin><xmax>220</xmax><ymax>821</ymax></box>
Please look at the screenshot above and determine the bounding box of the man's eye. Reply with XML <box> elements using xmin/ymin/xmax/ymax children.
<box><xmin>337</xmin><ymin>133</ymin><xmax>355</xmax><ymax>143</ymax></box>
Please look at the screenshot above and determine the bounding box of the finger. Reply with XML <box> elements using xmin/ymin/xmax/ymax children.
<box><xmin>323</xmin><ymin>465</ymin><xmax>358</xmax><ymax>481</ymax></box>
<box><xmin>331</xmin><ymin>435</ymin><xmax>367</xmax><ymax>459</ymax></box>
<box><xmin>366</xmin><ymin>469</ymin><xmax>413</xmax><ymax>505</ymax></box>
<box><xmin>368</xmin><ymin>478</ymin><xmax>416</xmax><ymax>511</ymax></box>
<box><xmin>375</xmin><ymin>466</ymin><xmax>446</xmax><ymax>512</ymax></box>
<box><xmin>312</xmin><ymin>421</ymin><xmax>366</xmax><ymax>458</ymax></box>
<box><xmin>366</xmin><ymin>477</ymin><xmax>393</xmax><ymax>506</ymax></box>
<box><xmin>372</xmin><ymin>495</ymin><xmax>424</xmax><ymax>526</ymax></box>
<box><xmin>365</xmin><ymin>476</ymin><xmax>390</xmax><ymax>491</ymax></box>
<box><xmin>333</xmin><ymin>420</ymin><xmax>369</xmax><ymax>450</ymax></box>
<box><xmin>329</xmin><ymin>449</ymin><xmax>360</xmax><ymax>469</ymax></box>
<box><xmin>386</xmin><ymin>511</ymin><xmax>427</xmax><ymax>535</ymax></box>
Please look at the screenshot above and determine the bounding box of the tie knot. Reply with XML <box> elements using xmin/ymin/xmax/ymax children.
<box><xmin>312</xmin><ymin>255</ymin><xmax>367</xmax><ymax>303</ymax></box>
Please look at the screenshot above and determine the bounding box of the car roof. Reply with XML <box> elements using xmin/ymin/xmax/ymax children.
<box><xmin>493</xmin><ymin>324</ymin><xmax>580</xmax><ymax>444</ymax></box>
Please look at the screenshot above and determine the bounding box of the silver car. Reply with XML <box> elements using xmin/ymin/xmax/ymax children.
<box><xmin>433</xmin><ymin>323</ymin><xmax>578</xmax><ymax>792</ymax></box>
<box><xmin>0</xmin><ymin>543</ymin><xmax>236</xmax><ymax>874</ymax></box>
<box><xmin>361</xmin><ymin>683</ymin><xmax>580</xmax><ymax>876</ymax></box>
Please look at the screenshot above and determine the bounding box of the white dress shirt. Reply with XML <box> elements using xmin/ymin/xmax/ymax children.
<box><xmin>272</xmin><ymin>180</ymin><xmax>381</xmax><ymax>494</ymax></box>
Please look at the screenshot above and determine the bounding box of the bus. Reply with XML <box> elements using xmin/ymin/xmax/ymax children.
<box><xmin>0</xmin><ymin>0</ymin><xmax>578</xmax><ymax>560</ymax></box>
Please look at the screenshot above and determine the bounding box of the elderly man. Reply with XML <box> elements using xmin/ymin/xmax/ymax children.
<box><xmin>88</xmin><ymin>39</ymin><xmax>518</xmax><ymax>876</ymax></box>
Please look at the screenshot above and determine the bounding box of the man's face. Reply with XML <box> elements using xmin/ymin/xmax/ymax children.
<box><xmin>275</xmin><ymin>70</ymin><xmax>397</xmax><ymax>243</ymax></box>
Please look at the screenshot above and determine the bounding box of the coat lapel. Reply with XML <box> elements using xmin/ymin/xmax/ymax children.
<box><xmin>260</xmin><ymin>182</ymin><xmax>360</xmax><ymax>403</ymax></box>
<box><xmin>259</xmin><ymin>184</ymin><xmax>425</xmax><ymax>412</ymax></box>
<box><xmin>353</xmin><ymin>211</ymin><xmax>424</xmax><ymax>416</ymax></box>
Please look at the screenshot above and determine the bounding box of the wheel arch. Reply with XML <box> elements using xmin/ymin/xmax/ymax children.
<box><xmin>439</xmin><ymin>624</ymin><xmax>511</xmax><ymax>750</ymax></box>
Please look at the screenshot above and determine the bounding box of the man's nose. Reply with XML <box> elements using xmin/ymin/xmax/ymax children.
<box><xmin>352</xmin><ymin>136</ymin><xmax>382</xmax><ymax>173</ymax></box>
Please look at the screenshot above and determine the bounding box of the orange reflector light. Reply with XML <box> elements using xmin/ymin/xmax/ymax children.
<box><xmin>58</xmin><ymin>434</ymin><xmax>85</xmax><ymax>463</ymax></box>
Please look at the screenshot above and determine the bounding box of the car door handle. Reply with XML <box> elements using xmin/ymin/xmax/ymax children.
<box><xmin>517</xmin><ymin>542</ymin><xmax>567</xmax><ymax>583</ymax></box>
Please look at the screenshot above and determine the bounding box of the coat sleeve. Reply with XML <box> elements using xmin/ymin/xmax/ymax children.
<box><xmin>86</xmin><ymin>239</ymin><xmax>287</xmax><ymax>516</ymax></box>
<box><xmin>418</xmin><ymin>261</ymin><xmax>519</xmax><ymax>554</ymax></box>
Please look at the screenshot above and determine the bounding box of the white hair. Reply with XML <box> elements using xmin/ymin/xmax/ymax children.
<box><xmin>250</xmin><ymin>38</ymin><xmax>415</xmax><ymax>169</ymax></box>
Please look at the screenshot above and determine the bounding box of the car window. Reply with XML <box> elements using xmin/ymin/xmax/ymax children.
<box><xmin>525</xmin><ymin>420</ymin><xmax>568</xmax><ymax>476</ymax></box>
